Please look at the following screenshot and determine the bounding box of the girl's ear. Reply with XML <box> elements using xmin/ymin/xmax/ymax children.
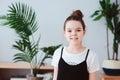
<box><xmin>83</xmin><ymin>29</ymin><xmax>86</xmax><ymax>35</ymax></box>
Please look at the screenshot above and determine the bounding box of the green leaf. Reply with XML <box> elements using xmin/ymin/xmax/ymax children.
<box><xmin>93</xmin><ymin>14</ymin><xmax>103</xmax><ymax>21</ymax></box>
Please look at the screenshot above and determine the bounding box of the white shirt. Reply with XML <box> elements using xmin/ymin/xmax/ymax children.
<box><xmin>51</xmin><ymin>46</ymin><xmax>100</xmax><ymax>73</ymax></box>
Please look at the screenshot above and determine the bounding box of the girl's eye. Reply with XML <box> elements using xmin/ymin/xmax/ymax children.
<box><xmin>77</xmin><ymin>29</ymin><xmax>81</xmax><ymax>32</ymax></box>
<box><xmin>67</xmin><ymin>30</ymin><xmax>72</xmax><ymax>32</ymax></box>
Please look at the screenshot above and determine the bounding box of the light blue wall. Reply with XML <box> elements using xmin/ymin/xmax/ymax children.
<box><xmin>0</xmin><ymin>0</ymin><xmax>120</xmax><ymax>71</ymax></box>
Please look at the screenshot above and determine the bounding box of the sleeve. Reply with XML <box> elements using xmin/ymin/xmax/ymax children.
<box><xmin>87</xmin><ymin>51</ymin><xmax>100</xmax><ymax>73</ymax></box>
<box><xmin>51</xmin><ymin>47</ymin><xmax>61</xmax><ymax>67</ymax></box>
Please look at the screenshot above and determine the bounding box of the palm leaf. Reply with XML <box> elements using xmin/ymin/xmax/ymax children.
<box><xmin>0</xmin><ymin>2</ymin><xmax>38</xmax><ymax>36</ymax></box>
<box><xmin>13</xmin><ymin>52</ymin><xmax>32</xmax><ymax>63</ymax></box>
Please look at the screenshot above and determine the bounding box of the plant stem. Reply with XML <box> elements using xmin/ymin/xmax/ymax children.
<box><xmin>106</xmin><ymin>26</ymin><xmax>110</xmax><ymax>60</ymax></box>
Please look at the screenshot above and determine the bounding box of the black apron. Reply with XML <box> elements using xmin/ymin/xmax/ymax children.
<box><xmin>57</xmin><ymin>47</ymin><xmax>89</xmax><ymax>80</ymax></box>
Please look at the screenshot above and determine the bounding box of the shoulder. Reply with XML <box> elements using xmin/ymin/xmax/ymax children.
<box><xmin>87</xmin><ymin>48</ymin><xmax>100</xmax><ymax>72</ymax></box>
<box><xmin>87</xmin><ymin>48</ymin><xmax>99</xmax><ymax>62</ymax></box>
<box><xmin>51</xmin><ymin>46</ymin><xmax>63</xmax><ymax>67</ymax></box>
<box><xmin>87</xmin><ymin>48</ymin><xmax>99</xmax><ymax>63</ymax></box>
<box><xmin>54</xmin><ymin>46</ymin><xmax>63</xmax><ymax>54</ymax></box>
<box><xmin>88</xmin><ymin>49</ymin><xmax>98</xmax><ymax>57</ymax></box>
<box><xmin>52</xmin><ymin>46</ymin><xmax>63</xmax><ymax>58</ymax></box>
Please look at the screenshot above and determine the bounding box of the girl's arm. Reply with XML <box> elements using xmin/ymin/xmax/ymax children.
<box><xmin>89</xmin><ymin>71</ymin><xmax>99</xmax><ymax>80</ymax></box>
<box><xmin>53</xmin><ymin>67</ymin><xmax>58</xmax><ymax>80</ymax></box>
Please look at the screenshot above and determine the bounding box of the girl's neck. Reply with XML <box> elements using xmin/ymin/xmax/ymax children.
<box><xmin>66</xmin><ymin>44</ymin><xmax>86</xmax><ymax>54</ymax></box>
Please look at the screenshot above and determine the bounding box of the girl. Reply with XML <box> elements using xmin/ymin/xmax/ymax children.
<box><xmin>51</xmin><ymin>10</ymin><xmax>100</xmax><ymax>80</ymax></box>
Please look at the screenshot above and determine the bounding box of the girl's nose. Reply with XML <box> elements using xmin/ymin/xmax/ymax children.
<box><xmin>71</xmin><ymin>31</ymin><xmax>76</xmax><ymax>35</ymax></box>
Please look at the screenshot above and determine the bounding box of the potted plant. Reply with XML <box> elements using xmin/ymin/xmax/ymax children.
<box><xmin>0</xmin><ymin>2</ymin><xmax>50</xmax><ymax>80</ymax></box>
<box><xmin>91</xmin><ymin>0</ymin><xmax>120</xmax><ymax>75</ymax></box>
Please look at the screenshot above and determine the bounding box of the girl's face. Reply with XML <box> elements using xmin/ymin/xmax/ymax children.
<box><xmin>64</xmin><ymin>20</ymin><xmax>86</xmax><ymax>45</ymax></box>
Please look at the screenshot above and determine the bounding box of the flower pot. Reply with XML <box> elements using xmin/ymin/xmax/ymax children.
<box><xmin>102</xmin><ymin>60</ymin><xmax>120</xmax><ymax>76</ymax></box>
<box><xmin>26</xmin><ymin>74</ymin><xmax>43</xmax><ymax>80</ymax></box>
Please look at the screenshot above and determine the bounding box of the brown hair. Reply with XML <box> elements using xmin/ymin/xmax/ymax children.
<box><xmin>64</xmin><ymin>10</ymin><xmax>86</xmax><ymax>30</ymax></box>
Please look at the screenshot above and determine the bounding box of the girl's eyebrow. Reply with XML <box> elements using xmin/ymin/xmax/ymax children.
<box><xmin>66</xmin><ymin>28</ymin><xmax>72</xmax><ymax>29</ymax></box>
<box><xmin>76</xmin><ymin>27</ymin><xmax>82</xmax><ymax>29</ymax></box>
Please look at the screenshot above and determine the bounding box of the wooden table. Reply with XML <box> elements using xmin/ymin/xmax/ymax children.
<box><xmin>101</xmin><ymin>74</ymin><xmax>120</xmax><ymax>80</ymax></box>
<box><xmin>0</xmin><ymin>62</ymin><xmax>53</xmax><ymax>80</ymax></box>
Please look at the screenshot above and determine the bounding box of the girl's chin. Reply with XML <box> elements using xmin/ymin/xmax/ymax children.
<box><xmin>70</xmin><ymin>42</ymin><xmax>80</xmax><ymax>45</ymax></box>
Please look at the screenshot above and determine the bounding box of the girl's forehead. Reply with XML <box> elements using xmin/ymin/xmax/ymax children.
<box><xmin>66</xmin><ymin>20</ymin><xmax>83</xmax><ymax>29</ymax></box>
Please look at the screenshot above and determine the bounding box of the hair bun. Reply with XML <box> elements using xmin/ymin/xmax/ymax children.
<box><xmin>71</xmin><ymin>10</ymin><xmax>83</xmax><ymax>18</ymax></box>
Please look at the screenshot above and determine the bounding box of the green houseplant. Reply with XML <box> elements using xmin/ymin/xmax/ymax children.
<box><xmin>0</xmin><ymin>2</ymin><xmax>51</xmax><ymax>79</ymax></box>
<box><xmin>41</xmin><ymin>44</ymin><xmax>61</xmax><ymax>56</ymax></box>
<box><xmin>91</xmin><ymin>0</ymin><xmax>120</xmax><ymax>75</ymax></box>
